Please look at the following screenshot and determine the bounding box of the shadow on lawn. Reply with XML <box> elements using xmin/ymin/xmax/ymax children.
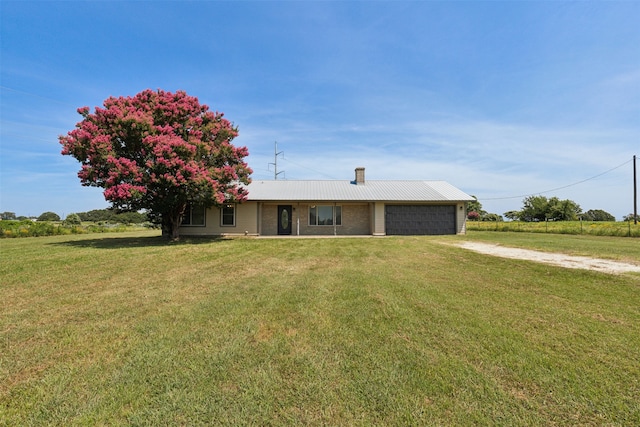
<box><xmin>50</xmin><ymin>235</ymin><xmax>226</xmax><ymax>249</ymax></box>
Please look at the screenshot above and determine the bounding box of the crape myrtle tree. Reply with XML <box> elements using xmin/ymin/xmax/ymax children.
<box><xmin>466</xmin><ymin>196</ymin><xmax>486</xmax><ymax>221</ymax></box>
<box><xmin>60</xmin><ymin>89</ymin><xmax>252</xmax><ymax>239</ymax></box>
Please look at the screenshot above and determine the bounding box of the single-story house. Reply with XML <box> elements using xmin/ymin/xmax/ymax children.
<box><xmin>180</xmin><ymin>167</ymin><xmax>475</xmax><ymax>237</ymax></box>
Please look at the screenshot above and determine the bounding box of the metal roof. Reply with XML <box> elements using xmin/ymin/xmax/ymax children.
<box><xmin>245</xmin><ymin>180</ymin><xmax>475</xmax><ymax>202</ymax></box>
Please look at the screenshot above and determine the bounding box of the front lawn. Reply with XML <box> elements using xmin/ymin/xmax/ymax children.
<box><xmin>2</xmin><ymin>232</ymin><xmax>639</xmax><ymax>425</ymax></box>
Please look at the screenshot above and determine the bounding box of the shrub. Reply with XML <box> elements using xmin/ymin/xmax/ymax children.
<box><xmin>64</xmin><ymin>213</ymin><xmax>82</xmax><ymax>226</ymax></box>
<box><xmin>37</xmin><ymin>212</ymin><xmax>60</xmax><ymax>221</ymax></box>
<box><xmin>467</xmin><ymin>211</ymin><xmax>480</xmax><ymax>221</ymax></box>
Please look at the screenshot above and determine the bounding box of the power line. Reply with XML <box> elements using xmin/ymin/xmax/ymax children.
<box><xmin>481</xmin><ymin>157</ymin><xmax>634</xmax><ymax>201</ymax></box>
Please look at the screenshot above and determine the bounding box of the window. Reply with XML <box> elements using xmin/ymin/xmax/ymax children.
<box><xmin>221</xmin><ymin>204</ymin><xmax>236</xmax><ymax>226</ymax></box>
<box><xmin>309</xmin><ymin>205</ymin><xmax>341</xmax><ymax>226</ymax></box>
<box><xmin>182</xmin><ymin>204</ymin><xmax>205</xmax><ymax>226</ymax></box>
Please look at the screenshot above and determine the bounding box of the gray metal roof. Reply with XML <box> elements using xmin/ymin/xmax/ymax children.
<box><xmin>245</xmin><ymin>180</ymin><xmax>474</xmax><ymax>202</ymax></box>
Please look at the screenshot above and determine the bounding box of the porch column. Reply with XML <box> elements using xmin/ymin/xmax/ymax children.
<box><xmin>373</xmin><ymin>202</ymin><xmax>386</xmax><ymax>235</ymax></box>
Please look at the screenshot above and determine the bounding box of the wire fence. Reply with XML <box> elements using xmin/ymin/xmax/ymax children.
<box><xmin>466</xmin><ymin>220</ymin><xmax>639</xmax><ymax>238</ymax></box>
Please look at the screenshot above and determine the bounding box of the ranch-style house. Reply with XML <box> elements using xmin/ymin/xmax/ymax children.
<box><xmin>180</xmin><ymin>168</ymin><xmax>475</xmax><ymax>237</ymax></box>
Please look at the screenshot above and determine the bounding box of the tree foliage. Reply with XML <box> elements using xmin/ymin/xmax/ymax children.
<box><xmin>37</xmin><ymin>211</ymin><xmax>60</xmax><ymax>222</ymax></box>
<box><xmin>467</xmin><ymin>211</ymin><xmax>481</xmax><ymax>221</ymax></box>
<box><xmin>467</xmin><ymin>196</ymin><xmax>503</xmax><ymax>221</ymax></box>
<box><xmin>63</xmin><ymin>213</ymin><xmax>82</xmax><ymax>226</ymax></box>
<box><xmin>59</xmin><ymin>89</ymin><xmax>252</xmax><ymax>239</ymax></box>
<box><xmin>548</xmin><ymin>198</ymin><xmax>582</xmax><ymax>221</ymax></box>
<box><xmin>503</xmin><ymin>210</ymin><xmax>520</xmax><ymax>221</ymax></box>
<box><xmin>511</xmin><ymin>196</ymin><xmax>582</xmax><ymax>222</ymax></box>
<box><xmin>582</xmin><ymin>209</ymin><xmax>615</xmax><ymax>222</ymax></box>
<box><xmin>467</xmin><ymin>196</ymin><xmax>486</xmax><ymax>220</ymax></box>
<box><xmin>482</xmin><ymin>213</ymin><xmax>503</xmax><ymax>222</ymax></box>
<box><xmin>77</xmin><ymin>209</ymin><xmax>148</xmax><ymax>224</ymax></box>
<box><xmin>1</xmin><ymin>212</ymin><xmax>16</xmax><ymax>220</ymax></box>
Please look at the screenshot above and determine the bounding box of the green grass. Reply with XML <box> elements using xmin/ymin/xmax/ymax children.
<box><xmin>0</xmin><ymin>219</ymin><xmax>153</xmax><ymax>238</ymax></box>
<box><xmin>467</xmin><ymin>220</ymin><xmax>640</xmax><ymax>237</ymax></box>
<box><xmin>2</xmin><ymin>231</ymin><xmax>639</xmax><ymax>425</ymax></box>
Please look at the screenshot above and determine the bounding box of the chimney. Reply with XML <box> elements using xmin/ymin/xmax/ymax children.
<box><xmin>355</xmin><ymin>167</ymin><xmax>365</xmax><ymax>185</ymax></box>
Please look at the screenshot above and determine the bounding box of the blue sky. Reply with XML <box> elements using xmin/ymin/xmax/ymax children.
<box><xmin>1</xmin><ymin>1</ymin><xmax>638</xmax><ymax>220</ymax></box>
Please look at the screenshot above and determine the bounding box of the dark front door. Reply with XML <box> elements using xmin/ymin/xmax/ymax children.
<box><xmin>277</xmin><ymin>205</ymin><xmax>292</xmax><ymax>235</ymax></box>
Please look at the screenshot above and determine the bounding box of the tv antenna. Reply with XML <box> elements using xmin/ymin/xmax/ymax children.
<box><xmin>268</xmin><ymin>141</ymin><xmax>285</xmax><ymax>180</ymax></box>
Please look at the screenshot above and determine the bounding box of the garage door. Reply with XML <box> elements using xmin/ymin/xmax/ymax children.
<box><xmin>385</xmin><ymin>205</ymin><xmax>456</xmax><ymax>235</ymax></box>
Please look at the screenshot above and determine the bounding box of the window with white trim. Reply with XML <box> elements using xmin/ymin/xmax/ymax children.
<box><xmin>221</xmin><ymin>204</ymin><xmax>236</xmax><ymax>226</ymax></box>
<box><xmin>182</xmin><ymin>204</ymin><xmax>205</xmax><ymax>226</ymax></box>
<box><xmin>309</xmin><ymin>205</ymin><xmax>341</xmax><ymax>226</ymax></box>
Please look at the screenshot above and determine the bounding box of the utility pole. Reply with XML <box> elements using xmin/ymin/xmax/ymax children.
<box><xmin>634</xmin><ymin>154</ymin><xmax>637</xmax><ymax>224</ymax></box>
<box><xmin>268</xmin><ymin>141</ymin><xmax>285</xmax><ymax>180</ymax></box>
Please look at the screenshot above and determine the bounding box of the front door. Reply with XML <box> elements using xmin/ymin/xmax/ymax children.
<box><xmin>277</xmin><ymin>205</ymin><xmax>292</xmax><ymax>235</ymax></box>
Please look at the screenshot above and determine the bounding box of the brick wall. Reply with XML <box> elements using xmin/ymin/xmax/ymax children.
<box><xmin>260</xmin><ymin>203</ymin><xmax>371</xmax><ymax>236</ymax></box>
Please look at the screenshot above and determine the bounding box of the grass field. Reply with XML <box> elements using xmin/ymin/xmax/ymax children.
<box><xmin>0</xmin><ymin>219</ymin><xmax>152</xmax><ymax>238</ymax></box>
<box><xmin>467</xmin><ymin>220</ymin><xmax>640</xmax><ymax>237</ymax></box>
<box><xmin>2</xmin><ymin>231</ymin><xmax>639</xmax><ymax>425</ymax></box>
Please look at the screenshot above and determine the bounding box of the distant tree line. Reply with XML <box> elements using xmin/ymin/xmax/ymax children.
<box><xmin>75</xmin><ymin>209</ymin><xmax>149</xmax><ymax>224</ymax></box>
<box><xmin>467</xmin><ymin>196</ymin><xmax>623</xmax><ymax>222</ymax></box>
<box><xmin>0</xmin><ymin>209</ymin><xmax>148</xmax><ymax>224</ymax></box>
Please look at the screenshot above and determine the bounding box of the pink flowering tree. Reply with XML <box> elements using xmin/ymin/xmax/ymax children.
<box><xmin>467</xmin><ymin>211</ymin><xmax>480</xmax><ymax>221</ymax></box>
<box><xmin>60</xmin><ymin>89</ymin><xmax>252</xmax><ymax>239</ymax></box>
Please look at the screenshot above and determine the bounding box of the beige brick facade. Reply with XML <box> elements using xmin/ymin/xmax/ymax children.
<box><xmin>180</xmin><ymin>200</ymin><xmax>469</xmax><ymax>237</ymax></box>
<box><xmin>259</xmin><ymin>203</ymin><xmax>371</xmax><ymax>236</ymax></box>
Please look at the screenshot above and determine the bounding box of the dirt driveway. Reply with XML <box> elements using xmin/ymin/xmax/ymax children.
<box><xmin>456</xmin><ymin>242</ymin><xmax>640</xmax><ymax>275</ymax></box>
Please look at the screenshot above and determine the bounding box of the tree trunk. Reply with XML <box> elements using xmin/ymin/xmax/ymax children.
<box><xmin>161</xmin><ymin>219</ymin><xmax>171</xmax><ymax>239</ymax></box>
<box><xmin>170</xmin><ymin>215</ymin><xmax>180</xmax><ymax>240</ymax></box>
<box><xmin>161</xmin><ymin>213</ymin><xmax>182</xmax><ymax>240</ymax></box>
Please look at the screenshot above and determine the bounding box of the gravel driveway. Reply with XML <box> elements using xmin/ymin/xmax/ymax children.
<box><xmin>456</xmin><ymin>242</ymin><xmax>640</xmax><ymax>275</ymax></box>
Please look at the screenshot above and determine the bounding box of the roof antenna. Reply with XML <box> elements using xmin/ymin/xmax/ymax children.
<box><xmin>268</xmin><ymin>141</ymin><xmax>285</xmax><ymax>180</ymax></box>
